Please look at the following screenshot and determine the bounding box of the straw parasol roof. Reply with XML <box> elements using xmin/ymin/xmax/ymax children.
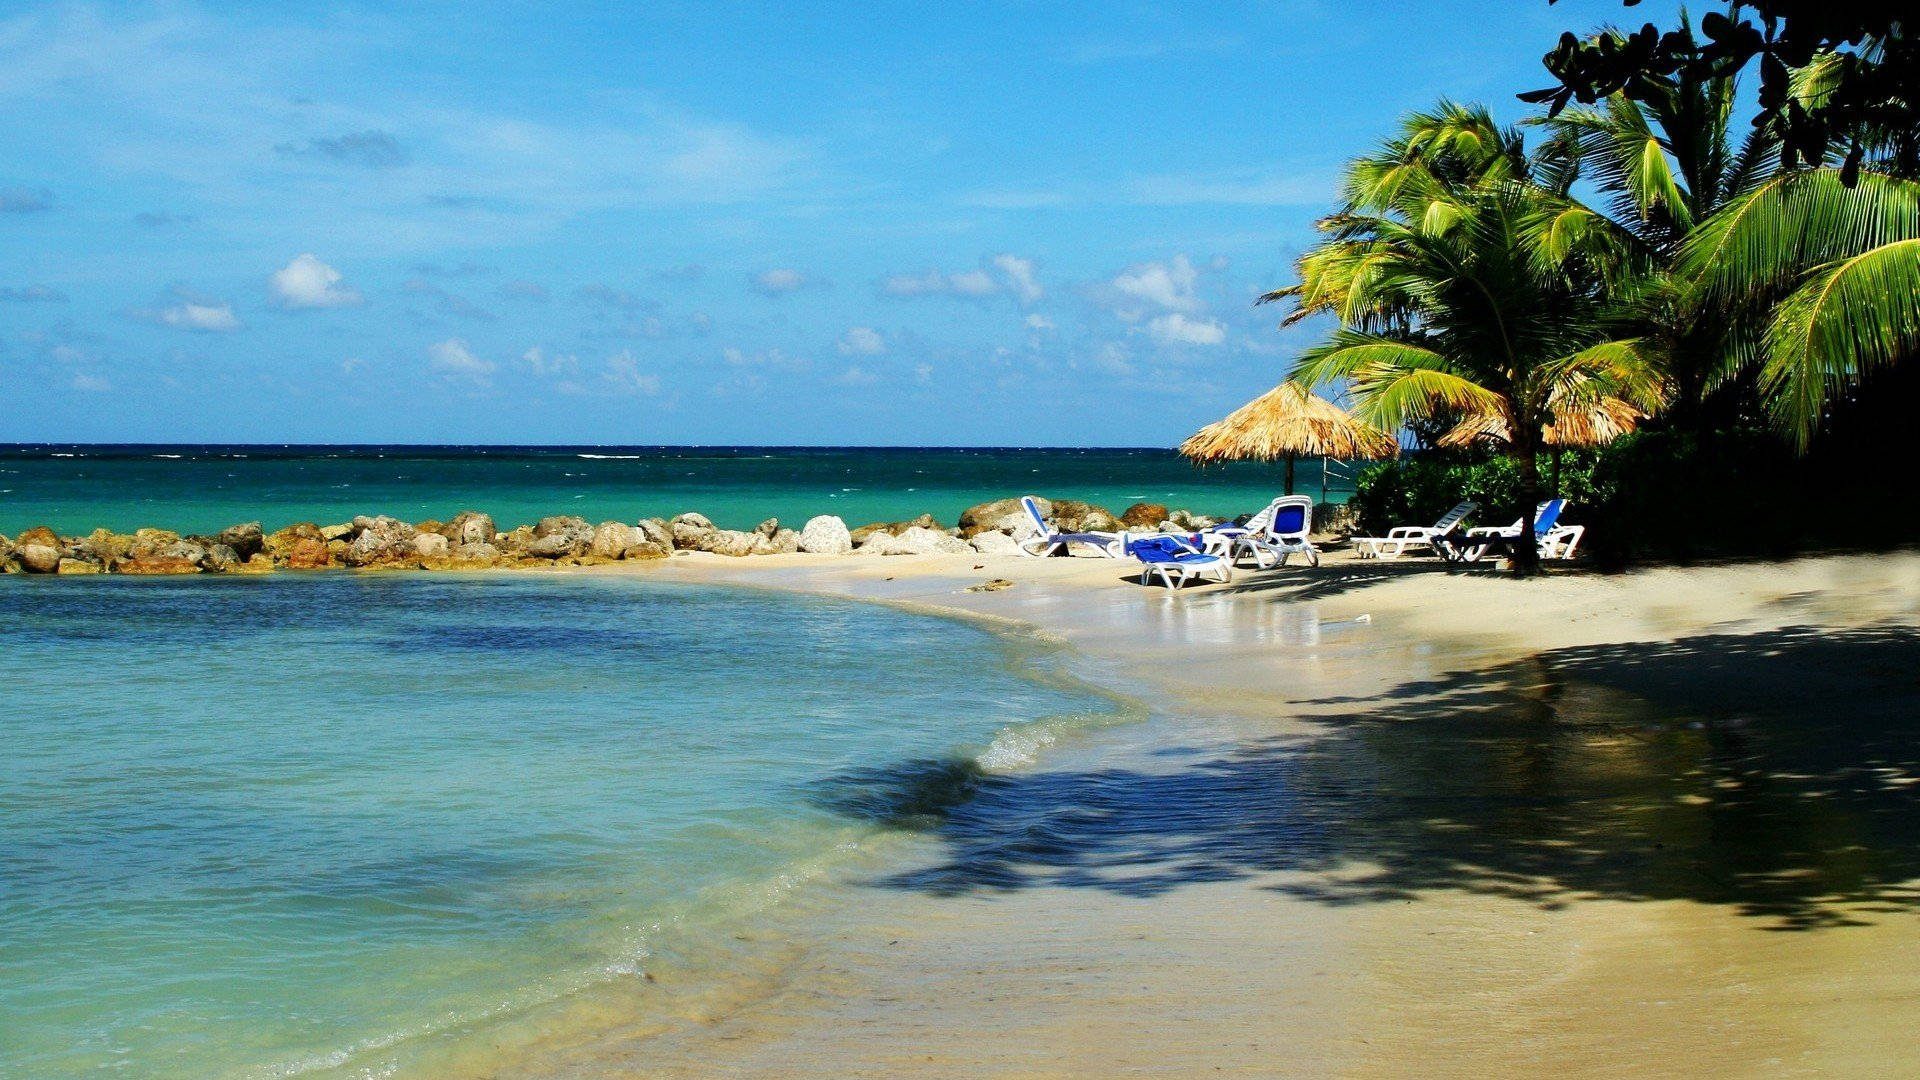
<box><xmin>1180</xmin><ymin>380</ymin><xmax>1400</xmax><ymax>464</ymax></box>
<box><xmin>1434</xmin><ymin>395</ymin><xmax>1645</xmax><ymax>450</ymax></box>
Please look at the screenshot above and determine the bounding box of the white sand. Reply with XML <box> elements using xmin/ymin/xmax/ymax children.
<box><xmin>512</xmin><ymin>549</ymin><xmax>1920</xmax><ymax>1078</ymax></box>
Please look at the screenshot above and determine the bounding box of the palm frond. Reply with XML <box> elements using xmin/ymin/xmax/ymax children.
<box><xmin>1761</xmin><ymin>237</ymin><xmax>1920</xmax><ymax>448</ymax></box>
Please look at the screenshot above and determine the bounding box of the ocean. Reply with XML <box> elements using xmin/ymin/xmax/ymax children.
<box><xmin>0</xmin><ymin>445</ymin><xmax>1357</xmax><ymax>537</ymax></box>
<box><xmin>0</xmin><ymin>572</ymin><xmax>1133</xmax><ymax>1078</ymax></box>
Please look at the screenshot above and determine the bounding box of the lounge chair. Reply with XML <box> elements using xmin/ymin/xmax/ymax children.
<box><xmin>1447</xmin><ymin>499</ymin><xmax>1583</xmax><ymax>562</ymax></box>
<box><xmin>1352</xmin><ymin>501</ymin><xmax>1478</xmax><ymax>560</ymax></box>
<box><xmin>1225</xmin><ymin>495</ymin><xmax>1319</xmax><ymax>569</ymax></box>
<box><xmin>1017</xmin><ymin>495</ymin><xmax>1123</xmax><ymax>557</ymax></box>
<box><xmin>1125</xmin><ymin>534</ymin><xmax>1233</xmax><ymax>588</ymax></box>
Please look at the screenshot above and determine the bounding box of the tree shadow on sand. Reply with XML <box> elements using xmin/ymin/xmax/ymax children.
<box><xmin>812</xmin><ymin>624</ymin><xmax>1920</xmax><ymax>930</ymax></box>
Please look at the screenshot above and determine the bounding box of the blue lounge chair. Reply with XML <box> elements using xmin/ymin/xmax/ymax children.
<box><xmin>1450</xmin><ymin>499</ymin><xmax>1582</xmax><ymax>562</ymax></box>
<box><xmin>1125</xmin><ymin>534</ymin><xmax>1233</xmax><ymax>588</ymax></box>
<box><xmin>1017</xmin><ymin>495</ymin><xmax>1123</xmax><ymax>557</ymax></box>
<box><xmin>1202</xmin><ymin>495</ymin><xmax>1319</xmax><ymax>569</ymax></box>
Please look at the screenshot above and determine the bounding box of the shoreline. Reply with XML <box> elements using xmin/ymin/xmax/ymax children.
<box><xmin>495</xmin><ymin>548</ymin><xmax>1920</xmax><ymax>1077</ymax></box>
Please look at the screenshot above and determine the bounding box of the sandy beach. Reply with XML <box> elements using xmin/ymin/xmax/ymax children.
<box><xmin>483</xmin><ymin>546</ymin><xmax>1920</xmax><ymax>1078</ymax></box>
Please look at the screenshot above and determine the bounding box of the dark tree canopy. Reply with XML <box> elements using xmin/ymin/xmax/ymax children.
<box><xmin>1523</xmin><ymin>2</ymin><xmax>1917</xmax><ymax>183</ymax></box>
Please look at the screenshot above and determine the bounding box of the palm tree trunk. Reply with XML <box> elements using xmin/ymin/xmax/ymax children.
<box><xmin>1511</xmin><ymin>432</ymin><xmax>1543</xmax><ymax>577</ymax></box>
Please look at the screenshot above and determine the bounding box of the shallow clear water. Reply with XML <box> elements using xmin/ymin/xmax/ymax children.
<box><xmin>0</xmin><ymin>573</ymin><xmax>1123</xmax><ymax>1078</ymax></box>
<box><xmin>0</xmin><ymin>444</ymin><xmax>1356</xmax><ymax>536</ymax></box>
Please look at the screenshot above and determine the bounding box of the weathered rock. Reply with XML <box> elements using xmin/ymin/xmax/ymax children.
<box><xmin>215</xmin><ymin>522</ymin><xmax>264</xmax><ymax>558</ymax></box>
<box><xmin>966</xmin><ymin>578</ymin><xmax>1016</xmax><ymax>592</ymax></box>
<box><xmin>202</xmin><ymin>544</ymin><xmax>241</xmax><ymax>571</ymax></box>
<box><xmin>439</xmin><ymin>541</ymin><xmax>505</xmax><ymax>568</ymax></box>
<box><xmin>413</xmin><ymin>532</ymin><xmax>450</xmax><ymax>558</ymax></box>
<box><xmin>968</xmin><ymin>530</ymin><xmax>1023</xmax><ymax>556</ymax></box>
<box><xmin>620</xmin><ymin>541</ymin><xmax>671</xmax><ymax>561</ymax></box>
<box><xmin>768</xmin><ymin>527</ymin><xmax>801</xmax><ymax>554</ymax></box>
<box><xmin>155</xmin><ymin>539</ymin><xmax>208</xmax><ymax>566</ymax></box>
<box><xmin>1050</xmin><ymin>500</ymin><xmax>1121</xmax><ymax>534</ymax></box>
<box><xmin>636</xmin><ymin>518</ymin><xmax>673</xmax><ymax>548</ymax></box>
<box><xmin>1120</xmin><ymin>502</ymin><xmax>1169</xmax><ymax>528</ymax></box>
<box><xmin>446</xmin><ymin>510</ymin><xmax>496</xmax><ymax>546</ymax></box>
<box><xmin>12</xmin><ymin>528</ymin><xmax>60</xmax><ymax>571</ymax></box>
<box><xmin>263</xmin><ymin>523</ymin><xmax>333</xmax><ymax>569</ymax></box>
<box><xmin>117</xmin><ymin>556</ymin><xmax>201</xmax><ymax>575</ymax></box>
<box><xmin>591</xmin><ymin>522</ymin><xmax>643</xmax><ymax>559</ymax></box>
<box><xmin>697</xmin><ymin>529</ymin><xmax>759</xmax><ymax>557</ymax></box>
<box><xmin>849</xmin><ymin>521</ymin><xmax>895</xmax><ymax>545</ymax></box>
<box><xmin>755</xmin><ymin>517</ymin><xmax>780</xmax><ymax>539</ymax></box>
<box><xmin>74</xmin><ymin>528</ymin><xmax>135</xmax><ymax>564</ymax></box>
<box><xmin>1167</xmin><ymin>509</ymin><xmax>1218</xmax><ymax>530</ymax></box>
<box><xmin>669</xmin><ymin>513</ymin><xmax>718</xmax><ymax>550</ymax></box>
<box><xmin>231</xmin><ymin>554</ymin><xmax>277</xmax><ymax>574</ymax></box>
<box><xmin>960</xmin><ymin>497</ymin><xmax>1046</xmax><ymax>538</ymax></box>
<box><xmin>891</xmin><ymin>525</ymin><xmax>972</xmax><ymax>555</ymax></box>
<box><xmin>344</xmin><ymin>516</ymin><xmax>417</xmax><ymax>567</ymax></box>
<box><xmin>797</xmin><ymin>515</ymin><xmax>852</xmax><ymax>554</ymax></box>
<box><xmin>56</xmin><ymin>557</ymin><xmax>102</xmax><ymax>575</ymax></box>
<box><xmin>527</xmin><ymin>516</ymin><xmax>593</xmax><ymax>558</ymax></box>
<box><xmin>496</xmin><ymin>525</ymin><xmax>535</xmax><ymax>555</ymax></box>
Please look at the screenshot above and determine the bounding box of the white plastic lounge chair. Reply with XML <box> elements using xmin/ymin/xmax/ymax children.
<box><xmin>1230</xmin><ymin>495</ymin><xmax>1319</xmax><ymax>569</ymax></box>
<box><xmin>1125</xmin><ymin>533</ymin><xmax>1232</xmax><ymax>588</ymax></box>
<box><xmin>1352</xmin><ymin>501</ymin><xmax>1478</xmax><ymax>560</ymax></box>
<box><xmin>1017</xmin><ymin>495</ymin><xmax>1123</xmax><ymax>557</ymax></box>
<box><xmin>1452</xmin><ymin>499</ymin><xmax>1581</xmax><ymax>562</ymax></box>
<box><xmin>1195</xmin><ymin>497</ymin><xmax>1284</xmax><ymax>557</ymax></box>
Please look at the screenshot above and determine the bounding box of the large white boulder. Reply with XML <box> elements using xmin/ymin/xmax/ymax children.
<box><xmin>797</xmin><ymin>515</ymin><xmax>853</xmax><ymax>555</ymax></box>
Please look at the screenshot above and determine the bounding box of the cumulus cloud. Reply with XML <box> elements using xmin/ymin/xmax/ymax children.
<box><xmin>520</xmin><ymin>346</ymin><xmax>579</xmax><ymax>377</ymax></box>
<box><xmin>140</xmin><ymin>295</ymin><xmax>241</xmax><ymax>332</ymax></box>
<box><xmin>1147</xmin><ymin>312</ymin><xmax>1226</xmax><ymax>346</ymax></box>
<box><xmin>1113</xmin><ymin>254</ymin><xmax>1201</xmax><ymax>313</ymax></box>
<box><xmin>992</xmin><ymin>254</ymin><xmax>1043</xmax><ymax>303</ymax></box>
<box><xmin>837</xmin><ymin>326</ymin><xmax>885</xmax><ymax>355</ymax></box>
<box><xmin>0</xmin><ymin>284</ymin><xmax>67</xmax><ymax>302</ymax></box>
<box><xmin>0</xmin><ymin>187</ymin><xmax>53</xmax><ymax>213</ymax></box>
<box><xmin>1024</xmin><ymin>313</ymin><xmax>1055</xmax><ymax>332</ymax></box>
<box><xmin>70</xmin><ymin>372</ymin><xmax>112</xmax><ymax>393</ymax></box>
<box><xmin>753</xmin><ymin>268</ymin><xmax>811</xmax><ymax>295</ymax></box>
<box><xmin>879</xmin><ymin>255</ymin><xmax>1042</xmax><ymax>303</ymax></box>
<box><xmin>270</xmin><ymin>254</ymin><xmax>361</xmax><ymax>309</ymax></box>
<box><xmin>600</xmin><ymin>351</ymin><xmax>661</xmax><ymax>395</ymax></box>
<box><xmin>276</xmin><ymin>130</ymin><xmax>408</xmax><ymax>168</ymax></box>
<box><xmin>428</xmin><ymin>337</ymin><xmax>494</xmax><ymax>383</ymax></box>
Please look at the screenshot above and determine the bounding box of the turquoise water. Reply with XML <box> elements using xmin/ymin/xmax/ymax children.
<box><xmin>0</xmin><ymin>573</ymin><xmax>1124</xmax><ymax>1078</ymax></box>
<box><xmin>0</xmin><ymin>445</ymin><xmax>1357</xmax><ymax>536</ymax></box>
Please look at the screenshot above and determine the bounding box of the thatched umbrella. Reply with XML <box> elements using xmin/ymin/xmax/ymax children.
<box><xmin>1180</xmin><ymin>380</ymin><xmax>1400</xmax><ymax>496</ymax></box>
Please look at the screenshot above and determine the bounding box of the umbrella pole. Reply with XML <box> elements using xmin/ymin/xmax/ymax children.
<box><xmin>1285</xmin><ymin>454</ymin><xmax>1296</xmax><ymax>496</ymax></box>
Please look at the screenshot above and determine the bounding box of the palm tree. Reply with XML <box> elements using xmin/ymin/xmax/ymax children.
<box><xmin>1678</xmin><ymin>168</ymin><xmax>1920</xmax><ymax>447</ymax></box>
<box><xmin>1268</xmin><ymin>104</ymin><xmax>1664</xmax><ymax>573</ymax></box>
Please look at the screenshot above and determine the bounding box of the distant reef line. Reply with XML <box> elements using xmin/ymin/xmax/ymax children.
<box><xmin>0</xmin><ymin>497</ymin><xmax>1276</xmax><ymax>576</ymax></box>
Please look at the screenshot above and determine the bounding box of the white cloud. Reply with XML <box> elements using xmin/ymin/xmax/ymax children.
<box><xmin>1113</xmin><ymin>255</ymin><xmax>1201</xmax><ymax>313</ymax></box>
<box><xmin>428</xmin><ymin>337</ymin><xmax>494</xmax><ymax>383</ymax></box>
<box><xmin>70</xmin><ymin>372</ymin><xmax>111</xmax><ymax>392</ymax></box>
<box><xmin>880</xmin><ymin>270</ymin><xmax>947</xmax><ymax>297</ymax></box>
<box><xmin>947</xmin><ymin>269</ymin><xmax>998</xmax><ymax>296</ymax></box>
<box><xmin>520</xmin><ymin>346</ymin><xmax>579</xmax><ymax>377</ymax></box>
<box><xmin>753</xmin><ymin>268</ymin><xmax>809</xmax><ymax>295</ymax></box>
<box><xmin>723</xmin><ymin>346</ymin><xmax>803</xmax><ymax>370</ymax></box>
<box><xmin>833</xmin><ymin>366</ymin><xmax>878</xmax><ymax>387</ymax></box>
<box><xmin>837</xmin><ymin>326</ymin><xmax>885</xmax><ymax>355</ymax></box>
<box><xmin>270</xmin><ymin>254</ymin><xmax>361</xmax><ymax>309</ymax></box>
<box><xmin>913</xmin><ymin>363</ymin><xmax>934</xmax><ymax>383</ymax></box>
<box><xmin>601</xmin><ymin>351</ymin><xmax>661</xmax><ymax>395</ymax></box>
<box><xmin>1024</xmin><ymin>314</ymin><xmax>1056</xmax><ymax>332</ymax></box>
<box><xmin>1148</xmin><ymin>312</ymin><xmax>1226</xmax><ymax>347</ymax></box>
<box><xmin>992</xmin><ymin>254</ymin><xmax>1043</xmax><ymax>303</ymax></box>
<box><xmin>155</xmin><ymin>300</ymin><xmax>241</xmax><ymax>332</ymax></box>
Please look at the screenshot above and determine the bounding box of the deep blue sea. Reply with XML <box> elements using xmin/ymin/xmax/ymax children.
<box><xmin>0</xmin><ymin>444</ymin><xmax>1357</xmax><ymax>536</ymax></box>
<box><xmin>0</xmin><ymin>572</ymin><xmax>1130</xmax><ymax>1078</ymax></box>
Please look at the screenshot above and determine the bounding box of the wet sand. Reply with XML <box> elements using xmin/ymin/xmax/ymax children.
<box><xmin>532</xmin><ymin>549</ymin><xmax>1920</xmax><ymax>1077</ymax></box>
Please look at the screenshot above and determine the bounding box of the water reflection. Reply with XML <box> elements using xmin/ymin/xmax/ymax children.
<box><xmin>819</xmin><ymin>624</ymin><xmax>1920</xmax><ymax>930</ymax></box>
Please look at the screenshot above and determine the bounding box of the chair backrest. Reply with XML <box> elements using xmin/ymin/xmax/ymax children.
<box><xmin>1533</xmin><ymin>499</ymin><xmax>1567</xmax><ymax>534</ymax></box>
<box><xmin>1268</xmin><ymin>495</ymin><xmax>1313</xmax><ymax>539</ymax></box>
<box><xmin>1433</xmin><ymin>501</ymin><xmax>1478</xmax><ymax>535</ymax></box>
<box><xmin>1240</xmin><ymin>497</ymin><xmax>1284</xmax><ymax>535</ymax></box>
<box><xmin>1020</xmin><ymin>496</ymin><xmax>1050</xmax><ymax>537</ymax></box>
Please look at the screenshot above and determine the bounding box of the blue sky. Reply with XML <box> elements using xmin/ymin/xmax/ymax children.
<box><xmin>0</xmin><ymin>0</ymin><xmax>1682</xmax><ymax>445</ymax></box>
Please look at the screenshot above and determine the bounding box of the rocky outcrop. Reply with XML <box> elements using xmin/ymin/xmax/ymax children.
<box><xmin>215</xmin><ymin>522</ymin><xmax>264</xmax><ymax>559</ymax></box>
<box><xmin>1050</xmin><ymin>500</ymin><xmax>1121</xmax><ymax>534</ymax></box>
<box><xmin>443</xmin><ymin>510</ymin><xmax>496</xmax><ymax>546</ymax></box>
<box><xmin>637</xmin><ymin>518</ymin><xmax>673</xmax><ymax>549</ymax></box>
<box><xmin>264</xmin><ymin>523</ymin><xmax>333</xmax><ymax>569</ymax></box>
<box><xmin>56</xmin><ymin>557</ymin><xmax>102</xmax><ymax>575</ymax></box>
<box><xmin>960</xmin><ymin>497</ymin><xmax>1044</xmax><ymax>539</ymax></box>
<box><xmin>344</xmin><ymin>516</ymin><xmax>418</xmax><ymax>567</ymax></box>
<box><xmin>528</xmin><ymin>516</ymin><xmax>593</xmax><ymax>559</ymax></box>
<box><xmin>1121</xmin><ymin>502</ymin><xmax>1169</xmax><ymax>528</ymax></box>
<box><xmin>413</xmin><ymin>532</ymin><xmax>450</xmax><ymax>559</ymax></box>
<box><xmin>669</xmin><ymin>513</ymin><xmax>717</xmax><ymax>550</ymax></box>
<box><xmin>621</xmin><ymin>540</ymin><xmax>671</xmax><ymax>560</ymax></box>
<box><xmin>698</xmin><ymin>529</ymin><xmax>760</xmax><ymax>557</ymax></box>
<box><xmin>860</xmin><ymin>525</ymin><xmax>971</xmax><ymax>555</ymax></box>
<box><xmin>968</xmin><ymin>530</ymin><xmax>1023</xmax><ymax>556</ymax></box>
<box><xmin>798</xmin><ymin>515</ymin><xmax>852</xmax><ymax>554</ymax></box>
<box><xmin>1167</xmin><ymin>509</ymin><xmax>1218</xmax><ymax>530</ymax></box>
<box><xmin>591</xmin><ymin>522</ymin><xmax>643</xmax><ymax>559</ymax></box>
<box><xmin>13</xmin><ymin>526</ymin><xmax>63</xmax><ymax>573</ymax></box>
